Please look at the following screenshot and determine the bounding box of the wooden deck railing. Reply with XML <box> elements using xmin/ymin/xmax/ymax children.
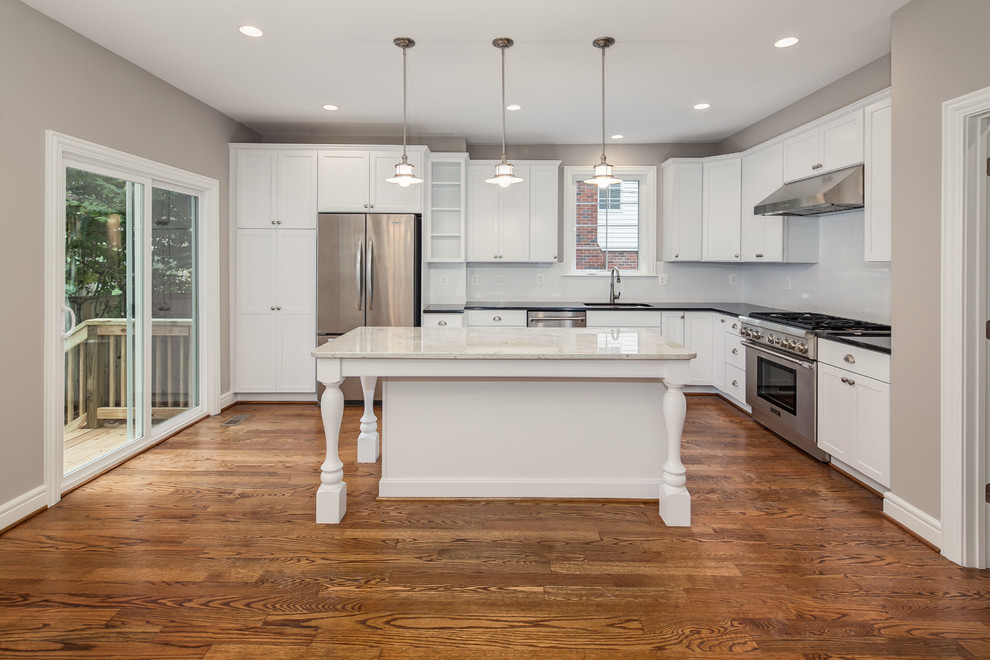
<box><xmin>64</xmin><ymin>319</ymin><xmax>194</xmax><ymax>430</ymax></box>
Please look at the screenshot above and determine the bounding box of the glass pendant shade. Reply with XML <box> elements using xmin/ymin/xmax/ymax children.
<box><xmin>585</xmin><ymin>160</ymin><xmax>622</xmax><ymax>188</ymax></box>
<box><xmin>385</xmin><ymin>155</ymin><xmax>422</xmax><ymax>187</ymax></box>
<box><xmin>485</xmin><ymin>161</ymin><xmax>523</xmax><ymax>188</ymax></box>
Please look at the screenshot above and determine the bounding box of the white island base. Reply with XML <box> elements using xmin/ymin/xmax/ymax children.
<box><xmin>314</xmin><ymin>327</ymin><xmax>695</xmax><ymax>527</ymax></box>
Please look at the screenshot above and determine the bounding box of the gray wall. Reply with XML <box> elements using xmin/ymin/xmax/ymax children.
<box><xmin>0</xmin><ymin>2</ymin><xmax>257</xmax><ymax>512</ymax></box>
<box><xmin>889</xmin><ymin>0</ymin><xmax>990</xmax><ymax>518</ymax></box>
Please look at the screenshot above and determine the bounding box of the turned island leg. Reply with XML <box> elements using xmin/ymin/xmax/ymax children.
<box><xmin>659</xmin><ymin>378</ymin><xmax>690</xmax><ymax>526</ymax></box>
<box><xmin>357</xmin><ymin>376</ymin><xmax>380</xmax><ymax>463</ymax></box>
<box><xmin>316</xmin><ymin>359</ymin><xmax>346</xmax><ymax>523</ymax></box>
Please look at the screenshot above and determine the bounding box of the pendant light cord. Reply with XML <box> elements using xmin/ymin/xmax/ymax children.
<box><xmin>600</xmin><ymin>44</ymin><xmax>606</xmax><ymax>165</ymax></box>
<box><xmin>500</xmin><ymin>45</ymin><xmax>507</xmax><ymax>163</ymax></box>
<box><xmin>402</xmin><ymin>44</ymin><xmax>408</xmax><ymax>160</ymax></box>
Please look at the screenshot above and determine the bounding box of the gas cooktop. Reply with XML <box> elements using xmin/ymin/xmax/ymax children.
<box><xmin>746</xmin><ymin>311</ymin><xmax>890</xmax><ymax>334</ymax></box>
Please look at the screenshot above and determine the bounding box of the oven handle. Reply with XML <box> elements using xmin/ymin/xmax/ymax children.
<box><xmin>741</xmin><ymin>340</ymin><xmax>815</xmax><ymax>370</ymax></box>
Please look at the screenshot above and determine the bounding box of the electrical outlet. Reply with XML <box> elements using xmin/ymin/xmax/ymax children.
<box><xmin>785</xmin><ymin>277</ymin><xmax>792</xmax><ymax>290</ymax></box>
<box><xmin>440</xmin><ymin>274</ymin><xmax>448</xmax><ymax>286</ymax></box>
<box><xmin>729</xmin><ymin>273</ymin><xmax>737</xmax><ymax>285</ymax></box>
<box><xmin>471</xmin><ymin>274</ymin><xmax>479</xmax><ymax>285</ymax></box>
<box><xmin>536</xmin><ymin>273</ymin><xmax>545</xmax><ymax>285</ymax></box>
<box><xmin>658</xmin><ymin>273</ymin><xmax>669</xmax><ymax>285</ymax></box>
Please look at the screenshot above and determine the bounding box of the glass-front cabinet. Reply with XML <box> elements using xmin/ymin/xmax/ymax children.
<box><xmin>426</xmin><ymin>153</ymin><xmax>467</xmax><ymax>262</ymax></box>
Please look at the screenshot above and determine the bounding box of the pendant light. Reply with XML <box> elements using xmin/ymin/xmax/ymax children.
<box><xmin>585</xmin><ymin>37</ymin><xmax>622</xmax><ymax>189</ymax></box>
<box><xmin>385</xmin><ymin>37</ymin><xmax>423</xmax><ymax>187</ymax></box>
<box><xmin>485</xmin><ymin>37</ymin><xmax>522</xmax><ymax>188</ymax></box>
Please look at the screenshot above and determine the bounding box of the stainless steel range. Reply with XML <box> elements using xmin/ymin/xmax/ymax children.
<box><xmin>738</xmin><ymin>312</ymin><xmax>890</xmax><ymax>461</ymax></box>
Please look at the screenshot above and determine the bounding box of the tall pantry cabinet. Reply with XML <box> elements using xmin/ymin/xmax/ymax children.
<box><xmin>231</xmin><ymin>148</ymin><xmax>318</xmax><ymax>395</ymax></box>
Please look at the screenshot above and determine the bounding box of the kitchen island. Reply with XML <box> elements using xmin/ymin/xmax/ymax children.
<box><xmin>312</xmin><ymin>326</ymin><xmax>696</xmax><ymax>526</ymax></box>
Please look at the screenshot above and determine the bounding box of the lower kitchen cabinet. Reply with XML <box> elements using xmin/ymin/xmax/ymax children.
<box><xmin>661</xmin><ymin>311</ymin><xmax>713</xmax><ymax>385</ymax></box>
<box><xmin>422</xmin><ymin>313</ymin><xmax>464</xmax><ymax>328</ymax></box>
<box><xmin>233</xmin><ymin>229</ymin><xmax>316</xmax><ymax>393</ymax></box>
<box><xmin>464</xmin><ymin>309</ymin><xmax>527</xmax><ymax>327</ymax></box>
<box><xmin>712</xmin><ymin>313</ymin><xmax>747</xmax><ymax>406</ymax></box>
<box><xmin>817</xmin><ymin>340</ymin><xmax>890</xmax><ymax>488</ymax></box>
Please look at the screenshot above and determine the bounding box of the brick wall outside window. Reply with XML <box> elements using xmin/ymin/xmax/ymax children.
<box><xmin>575</xmin><ymin>181</ymin><xmax>639</xmax><ymax>271</ymax></box>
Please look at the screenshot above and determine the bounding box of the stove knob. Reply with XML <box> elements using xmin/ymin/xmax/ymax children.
<box><xmin>774</xmin><ymin>337</ymin><xmax>783</xmax><ymax>346</ymax></box>
<box><xmin>788</xmin><ymin>340</ymin><xmax>798</xmax><ymax>349</ymax></box>
<box><xmin>797</xmin><ymin>343</ymin><xmax>808</xmax><ymax>354</ymax></box>
<box><xmin>767</xmin><ymin>334</ymin><xmax>775</xmax><ymax>343</ymax></box>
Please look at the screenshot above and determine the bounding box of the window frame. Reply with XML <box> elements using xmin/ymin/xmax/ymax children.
<box><xmin>562</xmin><ymin>165</ymin><xmax>657</xmax><ymax>276</ymax></box>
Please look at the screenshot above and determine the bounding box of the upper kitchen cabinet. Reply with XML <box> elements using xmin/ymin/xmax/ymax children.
<box><xmin>740</xmin><ymin>143</ymin><xmax>818</xmax><ymax>263</ymax></box>
<box><xmin>661</xmin><ymin>160</ymin><xmax>703</xmax><ymax>262</ymax></box>
<box><xmin>864</xmin><ymin>96</ymin><xmax>892</xmax><ymax>262</ymax></box>
<box><xmin>783</xmin><ymin>109</ymin><xmax>864</xmax><ymax>183</ymax></box>
<box><xmin>233</xmin><ymin>148</ymin><xmax>318</xmax><ymax>229</ymax></box>
<box><xmin>317</xmin><ymin>146</ymin><xmax>428</xmax><ymax>214</ymax></box>
<box><xmin>701</xmin><ymin>155</ymin><xmax>742</xmax><ymax>262</ymax></box>
<box><xmin>426</xmin><ymin>153</ymin><xmax>468</xmax><ymax>262</ymax></box>
<box><xmin>466</xmin><ymin>160</ymin><xmax>560</xmax><ymax>263</ymax></box>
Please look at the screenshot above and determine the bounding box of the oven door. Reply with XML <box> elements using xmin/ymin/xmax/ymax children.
<box><xmin>743</xmin><ymin>341</ymin><xmax>826</xmax><ymax>461</ymax></box>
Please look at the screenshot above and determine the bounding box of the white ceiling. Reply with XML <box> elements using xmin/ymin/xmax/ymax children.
<box><xmin>21</xmin><ymin>0</ymin><xmax>910</xmax><ymax>145</ymax></box>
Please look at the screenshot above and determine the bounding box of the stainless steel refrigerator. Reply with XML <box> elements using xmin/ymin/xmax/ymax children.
<box><xmin>317</xmin><ymin>213</ymin><xmax>421</xmax><ymax>402</ymax></box>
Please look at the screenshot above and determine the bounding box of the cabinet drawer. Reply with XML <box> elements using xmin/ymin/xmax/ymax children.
<box><xmin>724</xmin><ymin>316</ymin><xmax>742</xmax><ymax>335</ymax></box>
<box><xmin>724</xmin><ymin>364</ymin><xmax>746</xmax><ymax>402</ymax></box>
<box><xmin>725</xmin><ymin>335</ymin><xmax>747</xmax><ymax>370</ymax></box>
<box><xmin>423</xmin><ymin>313</ymin><xmax>464</xmax><ymax>328</ymax></box>
<box><xmin>465</xmin><ymin>309</ymin><xmax>527</xmax><ymax>327</ymax></box>
<box><xmin>586</xmin><ymin>310</ymin><xmax>662</xmax><ymax>328</ymax></box>
<box><xmin>818</xmin><ymin>339</ymin><xmax>889</xmax><ymax>382</ymax></box>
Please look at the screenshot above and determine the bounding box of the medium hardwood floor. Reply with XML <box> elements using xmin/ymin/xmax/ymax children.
<box><xmin>2</xmin><ymin>396</ymin><xmax>989</xmax><ymax>658</ymax></box>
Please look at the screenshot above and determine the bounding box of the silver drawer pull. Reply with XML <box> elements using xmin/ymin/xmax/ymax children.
<box><xmin>731</xmin><ymin>323</ymin><xmax>738</xmax><ymax>329</ymax></box>
<box><xmin>732</xmin><ymin>348</ymin><xmax>739</xmax><ymax>355</ymax></box>
<box><xmin>438</xmin><ymin>320</ymin><xmax>447</xmax><ymax>327</ymax></box>
<box><xmin>844</xmin><ymin>354</ymin><xmax>856</xmax><ymax>364</ymax></box>
<box><xmin>493</xmin><ymin>315</ymin><xmax>502</xmax><ymax>322</ymax></box>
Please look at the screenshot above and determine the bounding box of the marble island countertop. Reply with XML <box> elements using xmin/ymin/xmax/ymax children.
<box><xmin>312</xmin><ymin>326</ymin><xmax>696</xmax><ymax>361</ymax></box>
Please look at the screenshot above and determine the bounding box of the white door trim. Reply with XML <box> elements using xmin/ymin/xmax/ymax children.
<box><xmin>940</xmin><ymin>86</ymin><xmax>990</xmax><ymax>568</ymax></box>
<box><xmin>44</xmin><ymin>132</ymin><xmax>221</xmax><ymax>505</ymax></box>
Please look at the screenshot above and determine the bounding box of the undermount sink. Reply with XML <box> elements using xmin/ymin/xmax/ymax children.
<box><xmin>583</xmin><ymin>302</ymin><xmax>654</xmax><ymax>308</ymax></box>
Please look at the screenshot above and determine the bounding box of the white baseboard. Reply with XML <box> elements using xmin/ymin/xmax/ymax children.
<box><xmin>379</xmin><ymin>478</ymin><xmax>661</xmax><ymax>499</ymax></box>
<box><xmin>883</xmin><ymin>491</ymin><xmax>942</xmax><ymax>549</ymax></box>
<box><xmin>219</xmin><ymin>391</ymin><xmax>237</xmax><ymax>410</ymax></box>
<box><xmin>0</xmin><ymin>485</ymin><xmax>47</xmax><ymax>532</ymax></box>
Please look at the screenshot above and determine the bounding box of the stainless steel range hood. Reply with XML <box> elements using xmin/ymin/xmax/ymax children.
<box><xmin>754</xmin><ymin>164</ymin><xmax>864</xmax><ymax>217</ymax></box>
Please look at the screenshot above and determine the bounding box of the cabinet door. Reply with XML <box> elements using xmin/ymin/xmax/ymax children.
<box><xmin>371</xmin><ymin>150</ymin><xmax>425</xmax><ymax>213</ymax></box>
<box><xmin>234</xmin><ymin>230</ymin><xmax>277</xmax><ymax>391</ymax></box>
<box><xmin>660</xmin><ymin>311</ymin><xmax>684</xmax><ymax>343</ymax></box>
<box><xmin>782</xmin><ymin>129</ymin><xmax>819</xmax><ymax>182</ymax></box>
<box><xmin>466</xmin><ymin>164</ymin><xmax>500</xmax><ymax>262</ymax></box>
<box><xmin>236</xmin><ymin>150</ymin><xmax>277</xmax><ymax>228</ymax></box>
<box><xmin>852</xmin><ymin>375</ymin><xmax>890</xmax><ymax>486</ymax></box>
<box><xmin>702</xmin><ymin>157</ymin><xmax>742</xmax><ymax>261</ymax></box>
<box><xmin>317</xmin><ymin>151</ymin><xmax>370</xmax><ymax>212</ymax></box>
<box><xmin>662</xmin><ymin>161</ymin><xmax>703</xmax><ymax>261</ymax></box>
<box><xmin>820</xmin><ymin>109</ymin><xmax>864</xmax><ymax>173</ymax></box>
<box><xmin>741</xmin><ymin>144</ymin><xmax>784</xmax><ymax>262</ymax></box>
<box><xmin>274</xmin><ymin>230</ymin><xmax>317</xmax><ymax>392</ymax></box>
<box><xmin>864</xmin><ymin>98</ymin><xmax>892</xmax><ymax>262</ymax></box>
<box><xmin>528</xmin><ymin>164</ymin><xmax>559</xmax><ymax>262</ymax></box>
<box><xmin>277</xmin><ymin>151</ymin><xmax>318</xmax><ymax>229</ymax></box>
<box><xmin>817</xmin><ymin>363</ymin><xmax>854</xmax><ymax>462</ymax></box>
<box><xmin>683</xmin><ymin>312</ymin><xmax>713</xmax><ymax>385</ymax></box>
<box><xmin>498</xmin><ymin>166</ymin><xmax>531</xmax><ymax>262</ymax></box>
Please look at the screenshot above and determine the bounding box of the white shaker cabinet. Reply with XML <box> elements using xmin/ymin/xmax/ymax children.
<box><xmin>817</xmin><ymin>340</ymin><xmax>890</xmax><ymax>488</ymax></box>
<box><xmin>466</xmin><ymin>160</ymin><xmax>560</xmax><ymax>263</ymax></box>
<box><xmin>234</xmin><ymin>149</ymin><xmax>318</xmax><ymax>229</ymax></box>
<box><xmin>317</xmin><ymin>147</ymin><xmax>426</xmax><ymax>214</ymax></box>
<box><xmin>701</xmin><ymin>155</ymin><xmax>742</xmax><ymax>262</ymax></box>
<box><xmin>661</xmin><ymin>311</ymin><xmax>713</xmax><ymax>385</ymax></box>
<box><xmin>233</xmin><ymin>229</ymin><xmax>317</xmax><ymax>393</ymax></box>
<box><xmin>864</xmin><ymin>96</ymin><xmax>892</xmax><ymax>262</ymax></box>
<box><xmin>661</xmin><ymin>160</ymin><xmax>703</xmax><ymax>262</ymax></box>
<box><xmin>740</xmin><ymin>144</ymin><xmax>819</xmax><ymax>263</ymax></box>
<box><xmin>783</xmin><ymin>109</ymin><xmax>864</xmax><ymax>182</ymax></box>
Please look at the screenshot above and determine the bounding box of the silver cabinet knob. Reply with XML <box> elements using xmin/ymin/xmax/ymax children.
<box><xmin>270</xmin><ymin>306</ymin><xmax>276</xmax><ymax>310</ymax></box>
<box><xmin>756</xmin><ymin>253</ymin><xmax>764</xmax><ymax>258</ymax></box>
<box><xmin>493</xmin><ymin>315</ymin><xmax>502</xmax><ymax>322</ymax></box>
<box><xmin>720</xmin><ymin>318</ymin><xmax>726</xmax><ymax>324</ymax></box>
<box><xmin>674</xmin><ymin>253</ymin><xmax>679</xmax><ymax>258</ymax></box>
<box><xmin>438</xmin><ymin>320</ymin><xmax>447</xmax><ymax>327</ymax></box>
<box><xmin>494</xmin><ymin>254</ymin><xmax>498</xmax><ymax>259</ymax></box>
<box><xmin>732</xmin><ymin>380</ymin><xmax>738</xmax><ymax>387</ymax></box>
<box><xmin>734</xmin><ymin>254</ymin><xmax>739</xmax><ymax>258</ymax></box>
<box><xmin>369</xmin><ymin>204</ymin><xmax>375</xmax><ymax>208</ymax></box>
<box><xmin>276</xmin><ymin>306</ymin><xmax>281</xmax><ymax>310</ymax></box>
<box><xmin>844</xmin><ymin>354</ymin><xmax>856</xmax><ymax>363</ymax></box>
<box><xmin>271</xmin><ymin>220</ymin><xmax>276</xmax><ymax>225</ymax></box>
<box><xmin>364</xmin><ymin>204</ymin><xmax>369</xmax><ymax>209</ymax></box>
<box><xmin>732</xmin><ymin>348</ymin><xmax>739</xmax><ymax>355</ymax></box>
<box><xmin>276</xmin><ymin>220</ymin><xmax>282</xmax><ymax>225</ymax></box>
<box><xmin>841</xmin><ymin>376</ymin><xmax>856</xmax><ymax>386</ymax></box>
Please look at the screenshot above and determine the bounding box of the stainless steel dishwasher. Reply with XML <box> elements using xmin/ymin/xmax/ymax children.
<box><xmin>527</xmin><ymin>310</ymin><xmax>587</xmax><ymax>328</ymax></box>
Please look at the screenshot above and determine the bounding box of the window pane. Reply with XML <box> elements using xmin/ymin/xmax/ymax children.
<box><xmin>151</xmin><ymin>187</ymin><xmax>198</xmax><ymax>427</ymax></box>
<box><xmin>575</xmin><ymin>179</ymin><xmax>639</xmax><ymax>271</ymax></box>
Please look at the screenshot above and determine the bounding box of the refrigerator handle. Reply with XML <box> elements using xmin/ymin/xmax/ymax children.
<box><xmin>367</xmin><ymin>238</ymin><xmax>375</xmax><ymax>311</ymax></box>
<box><xmin>356</xmin><ymin>238</ymin><xmax>364</xmax><ymax>311</ymax></box>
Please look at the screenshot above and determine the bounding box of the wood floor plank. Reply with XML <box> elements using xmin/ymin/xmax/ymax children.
<box><xmin>1</xmin><ymin>397</ymin><xmax>989</xmax><ymax>658</ymax></box>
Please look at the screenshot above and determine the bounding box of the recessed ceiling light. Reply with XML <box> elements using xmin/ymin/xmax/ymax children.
<box><xmin>322</xmin><ymin>104</ymin><xmax>339</xmax><ymax>111</ymax></box>
<box><xmin>238</xmin><ymin>25</ymin><xmax>264</xmax><ymax>38</ymax></box>
<box><xmin>693</xmin><ymin>103</ymin><xmax>711</xmax><ymax>110</ymax></box>
<box><xmin>506</xmin><ymin>104</ymin><xmax>521</xmax><ymax>111</ymax></box>
<box><xmin>610</xmin><ymin>134</ymin><xmax>624</xmax><ymax>140</ymax></box>
<box><xmin>774</xmin><ymin>36</ymin><xmax>799</xmax><ymax>48</ymax></box>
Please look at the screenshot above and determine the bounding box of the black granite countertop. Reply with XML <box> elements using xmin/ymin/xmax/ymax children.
<box><xmin>817</xmin><ymin>332</ymin><xmax>892</xmax><ymax>355</ymax></box>
<box><xmin>423</xmin><ymin>301</ymin><xmax>789</xmax><ymax>317</ymax></box>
